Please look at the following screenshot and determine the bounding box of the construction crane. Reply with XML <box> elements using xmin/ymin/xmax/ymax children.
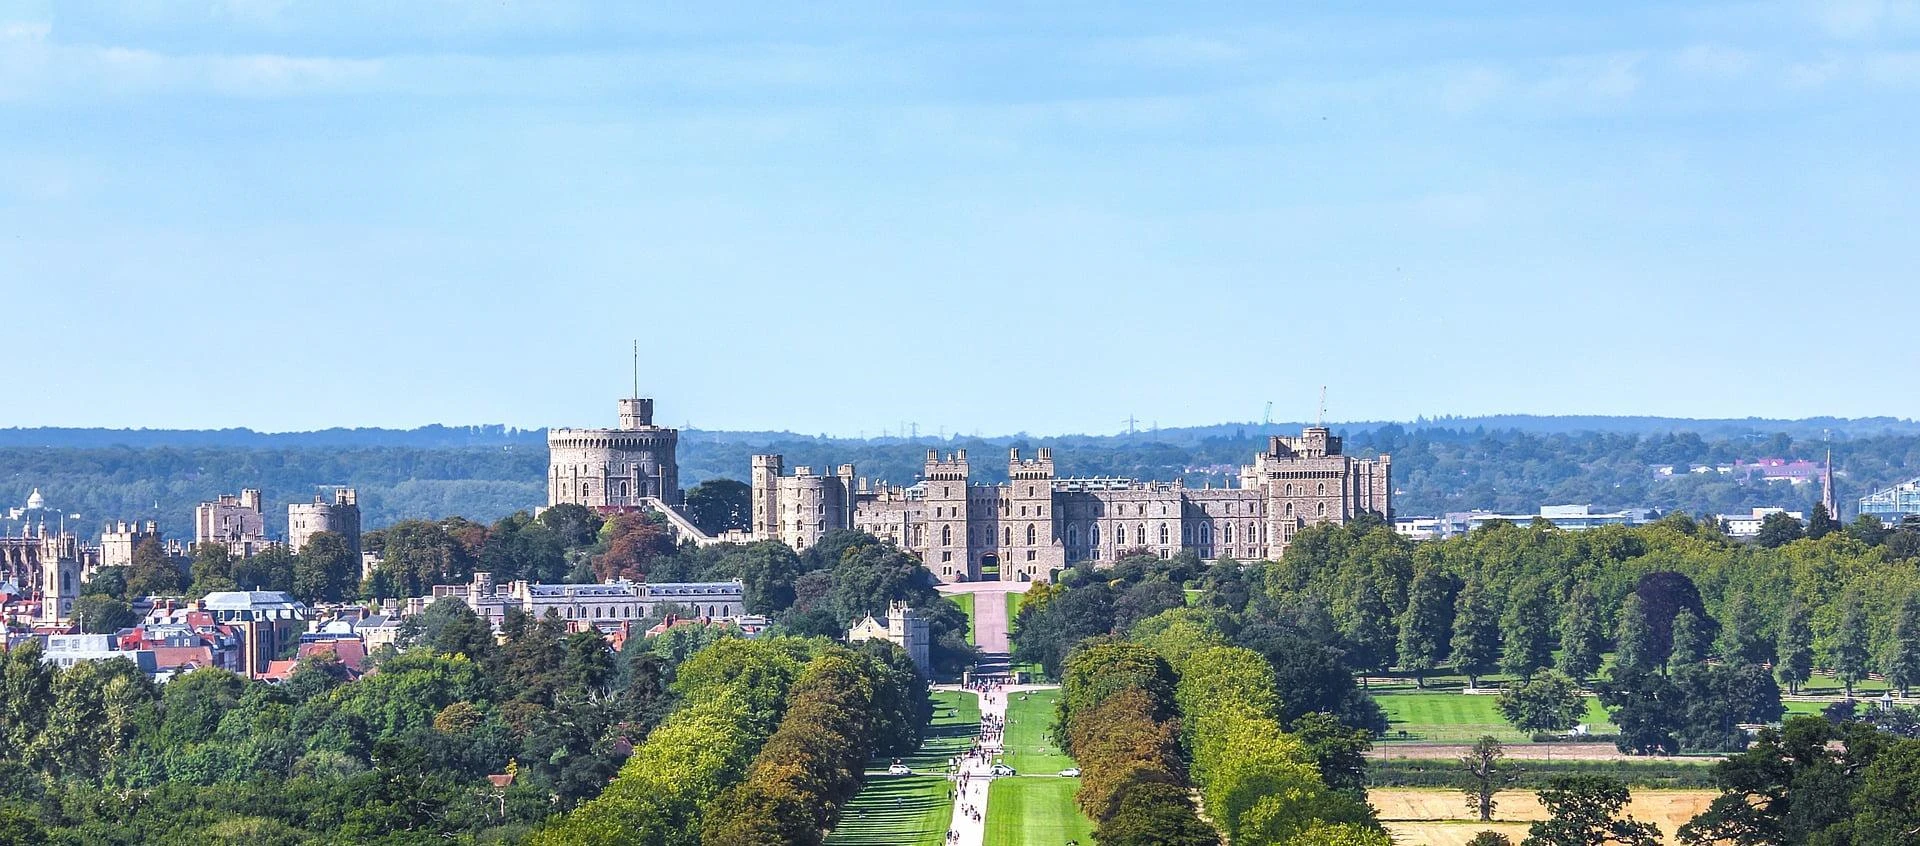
<box><xmin>1264</xmin><ymin>402</ymin><xmax>1273</xmax><ymax>426</ymax></box>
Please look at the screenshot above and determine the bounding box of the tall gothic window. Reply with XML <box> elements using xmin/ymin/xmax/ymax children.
<box><xmin>1318</xmin><ymin>482</ymin><xmax>1327</xmax><ymax>496</ymax></box>
<box><xmin>1090</xmin><ymin>524</ymin><xmax>1100</xmax><ymax>547</ymax></box>
<box><xmin>1318</xmin><ymin>502</ymin><xmax>1327</xmax><ymax>517</ymax></box>
<box><xmin>1224</xmin><ymin>523</ymin><xmax>1234</xmax><ymax>543</ymax></box>
<box><xmin>1136</xmin><ymin>523</ymin><xmax>1146</xmax><ymax>545</ymax></box>
<box><xmin>1026</xmin><ymin>524</ymin><xmax>1036</xmax><ymax>545</ymax></box>
<box><xmin>1159</xmin><ymin>524</ymin><xmax>1169</xmax><ymax>545</ymax></box>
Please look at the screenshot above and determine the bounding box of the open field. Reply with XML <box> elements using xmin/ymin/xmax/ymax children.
<box><xmin>1371</xmin><ymin>787</ymin><xmax>1717</xmax><ymax>845</ymax></box>
<box><xmin>950</xmin><ymin>593</ymin><xmax>977</xmax><ymax>645</ymax></box>
<box><xmin>998</xmin><ymin>689</ymin><xmax>1074</xmax><ymax>774</ymax></box>
<box><xmin>985</xmin><ymin>777</ymin><xmax>1094</xmax><ymax>846</ymax></box>
<box><xmin>827</xmin><ymin>691</ymin><xmax>980</xmax><ymax>846</ymax></box>
<box><xmin>1376</xmin><ymin>692</ymin><xmax>1615</xmax><ymax>743</ymax></box>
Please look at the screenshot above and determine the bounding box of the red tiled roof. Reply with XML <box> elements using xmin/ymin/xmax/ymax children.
<box><xmin>297</xmin><ymin>640</ymin><xmax>368</xmax><ymax>672</ymax></box>
<box><xmin>150</xmin><ymin>645</ymin><xmax>213</xmax><ymax>669</ymax></box>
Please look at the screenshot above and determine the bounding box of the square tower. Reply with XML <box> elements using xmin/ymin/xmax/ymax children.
<box><xmin>922</xmin><ymin>449</ymin><xmax>976</xmax><ymax>582</ymax></box>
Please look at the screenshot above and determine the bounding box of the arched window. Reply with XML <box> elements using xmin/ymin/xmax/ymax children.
<box><xmin>1136</xmin><ymin>523</ymin><xmax>1147</xmax><ymax>545</ymax></box>
<box><xmin>1068</xmin><ymin>526</ymin><xmax>1078</xmax><ymax>546</ymax></box>
<box><xmin>1285</xmin><ymin>483</ymin><xmax>1293</xmax><ymax>496</ymax></box>
<box><xmin>942</xmin><ymin>525</ymin><xmax>952</xmax><ymax>547</ymax></box>
<box><xmin>1285</xmin><ymin>503</ymin><xmax>1294</xmax><ymax>516</ymax></box>
<box><xmin>582</xmin><ymin>483</ymin><xmax>591</xmax><ymax>499</ymax></box>
<box><xmin>1201</xmin><ymin>523</ymin><xmax>1212</xmax><ymax>542</ymax></box>
<box><xmin>1159</xmin><ymin>524</ymin><xmax>1169</xmax><ymax>545</ymax></box>
<box><xmin>1090</xmin><ymin>524</ymin><xmax>1100</xmax><ymax>547</ymax></box>
<box><xmin>1026</xmin><ymin>524</ymin><xmax>1036</xmax><ymax>545</ymax></box>
<box><xmin>1317</xmin><ymin>502</ymin><xmax>1327</xmax><ymax>517</ymax></box>
<box><xmin>1224</xmin><ymin>523</ymin><xmax>1234</xmax><ymax>543</ymax></box>
<box><xmin>1004</xmin><ymin>526</ymin><xmax>1012</xmax><ymax>545</ymax></box>
<box><xmin>1318</xmin><ymin>482</ymin><xmax>1327</xmax><ymax>496</ymax></box>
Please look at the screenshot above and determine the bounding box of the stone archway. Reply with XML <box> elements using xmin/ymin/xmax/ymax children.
<box><xmin>980</xmin><ymin>553</ymin><xmax>1000</xmax><ymax>581</ymax></box>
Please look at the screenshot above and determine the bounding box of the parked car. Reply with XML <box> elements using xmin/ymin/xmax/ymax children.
<box><xmin>887</xmin><ymin>763</ymin><xmax>912</xmax><ymax>776</ymax></box>
<box><xmin>990</xmin><ymin>764</ymin><xmax>1016</xmax><ymax>776</ymax></box>
<box><xmin>1059</xmin><ymin>768</ymin><xmax>1081</xmax><ymax>777</ymax></box>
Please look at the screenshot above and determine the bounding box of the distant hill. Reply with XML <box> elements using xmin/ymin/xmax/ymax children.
<box><xmin>2</xmin><ymin>415</ymin><xmax>1914</xmax><ymax>544</ymax></box>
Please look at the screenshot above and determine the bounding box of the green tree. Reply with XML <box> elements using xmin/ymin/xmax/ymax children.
<box><xmin>72</xmin><ymin>594</ymin><xmax>135</xmax><ymax>633</ymax></box>
<box><xmin>125</xmin><ymin>536</ymin><xmax>185</xmax><ymax>598</ymax></box>
<box><xmin>1831</xmin><ymin>602</ymin><xmax>1872</xmax><ymax>698</ymax></box>
<box><xmin>1597</xmin><ymin>666</ymin><xmax>1682</xmax><ymax>756</ymax></box>
<box><xmin>1292</xmin><ymin>711</ymin><xmax>1372</xmax><ymax>794</ymax></box>
<box><xmin>1844</xmin><ymin>737</ymin><xmax>1920</xmax><ymax>846</ymax></box>
<box><xmin>1776</xmin><ymin>603</ymin><xmax>1814</xmax><ymax>695</ymax></box>
<box><xmin>1</xmin><ymin>639</ymin><xmax>56</xmax><ymax>753</ymax></box>
<box><xmin>1717</xmin><ymin>591</ymin><xmax>1773</xmax><ymax>667</ymax></box>
<box><xmin>1883</xmin><ymin>591</ymin><xmax>1920</xmax><ymax>697</ymax></box>
<box><xmin>1498</xmin><ymin>671</ymin><xmax>1586</xmax><ymax>736</ymax></box>
<box><xmin>1669</xmin><ymin>609</ymin><xmax>1711</xmax><ymax>667</ymax></box>
<box><xmin>293</xmin><ymin>531</ymin><xmax>359</xmax><ymax>603</ymax></box>
<box><xmin>1614</xmin><ymin>593</ymin><xmax>1659</xmax><ymax>675</ymax></box>
<box><xmin>1500</xmin><ymin>581</ymin><xmax>1555</xmax><ymax>683</ymax></box>
<box><xmin>1397</xmin><ymin>567</ymin><xmax>1455</xmax><ymax>689</ymax></box>
<box><xmin>1806</xmin><ymin>503</ymin><xmax>1841</xmax><ymax>539</ymax></box>
<box><xmin>1521</xmin><ymin>775</ymin><xmax>1660</xmax><ymax>846</ymax></box>
<box><xmin>1753</xmin><ymin>511</ymin><xmax>1805</xmax><ymax>548</ymax></box>
<box><xmin>1849</xmin><ymin>514</ymin><xmax>1891</xmax><ymax>546</ymax></box>
<box><xmin>684</xmin><ymin>479</ymin><xmax>752</xmax><ymax>535</ymax></box>
<box><xmin>187</xmin><ymin>543</ymin><xmax>239</xmax><ymax>597</ymax></box>
<box><xmin>1342</xmin><ymin>580</ymin><xmax>1398</xmax><ymax>683</ymax></box>
<box><xmin>1469</xmin><ymin>833</ymin><xmax>1515</xmax><ymax>846</ymax></box>
<box><xmin>1452</xmin><ymin>581</ymin><xmax>1502</xmax><ymax>689</ymax></box>
<box><xmin>400</xmin><ymin>597</ymin><xmax>497</xmax><ymax>662</ymax></box>
<box><xmin>1557</xmin><ymin>585</ymin><xmax>1605</xmax><ymax>684</ymax></box>
<box><xmin>1460</xmin><ymin>735</ymin><xmax>1515</xmax><ymax>823</ymax></box>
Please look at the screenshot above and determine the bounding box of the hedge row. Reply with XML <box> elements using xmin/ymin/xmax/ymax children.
<box><xmin>1057</xmin><ymin>638</ymin><xmax>1217</xmax><ymax>846</ymax></box>
<box><xmin>529</xmin><ymin>639</ymin><xmax>813</xmax><ymax>846</ymax></box>
<box><xmin>1135</xmin><ymin>610</ymin><xmax>1389</xmax><ymax>846</ymax></box>
<box><xmin>700</xmin><ymin>649</ymin><xmax>888</xmax><ymax>846</ymax></box>
<box><xmin>1368</xmin><ymin>757</ymin><xmax>1719</xmax><ymax>789</ymax></box>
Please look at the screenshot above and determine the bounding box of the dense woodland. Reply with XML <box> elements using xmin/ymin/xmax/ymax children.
<box><xmin>0</xmin><ymin>523</ymin><xmax>943</xmax><ymax>845</ymax></box>
<box><xmin>1007</xmin><ymin>513</ymin><xmax>1920</xmax><ymax>845</ymax></box>
<box><xmin>5</xmin><ymin>418</ymin><xmax>1920</xmax><ymax>543</ymax></box>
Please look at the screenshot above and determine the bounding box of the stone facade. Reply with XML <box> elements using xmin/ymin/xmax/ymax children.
<box><xmin>752</xmin><ymin>427</ymin><xmax>1390</xmax><ymax>583</ymax></box>
<box><xmin>289</xmin><ymin>487</ymin><xmax>362</xmax><ymax>556</ymax></box>
<box><xmin>547</xmin><ymin>397</ymin><xmax>682</xmax><ymax>509</ymax></box>
<box><xmin>847</xmin><ymin>600</ymin><xmax>931</xmax><ymax>675</ymax></box>
<box><xmin>195</xmin><ymin>490</ymin><xmax>271</xmax><ymax>557</ymax></box>
<box><xmin>99</xmin><ymin>520</ymin><xmax>162</xmax><ymax>570</ymax></box>
<box><xmin>433</xmin><ymin>571</ymin><xmax>745</xmax><ymax>633</ymax></box>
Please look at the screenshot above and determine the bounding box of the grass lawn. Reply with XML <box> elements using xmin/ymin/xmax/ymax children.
<box><xmin>1376</xmin><ymin>692</ymin><xmax>1615</xmax><ymax>743</ymax></box>
<box><xmin>827</xmin><ymin>691</ymin><xmax>979</xmax><ymax>846</ymax></box>
<box><xmin>985</xmin><ymin>777</ymin><xmax>1094</xmax><ymax>846</ymax></box>
<box><xmin>951</xmin><ymin>593</ymin><xmax>977</xmax><ymax>645</ymax></box>
<box><xmin>999</xmin><ymin>689</ymin><xmax>1075</xmax><ymax>774</ymax></box>
<box><xmin>1005</xmin><ymin>591</ymin><xmax>1024</xmax><ymax>626</ymax></box>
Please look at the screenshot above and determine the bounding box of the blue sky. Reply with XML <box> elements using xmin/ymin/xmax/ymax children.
<box><xmin>3</xmin><ymin>1</ymin><xmax>1918</xmax><ymax>435</ymax></box>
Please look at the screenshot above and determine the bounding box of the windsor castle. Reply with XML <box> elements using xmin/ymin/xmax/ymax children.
<box><xmin>549</xmin><ymin>392</ymin><xmax>1391</xmax><ymax>584</ymax></box>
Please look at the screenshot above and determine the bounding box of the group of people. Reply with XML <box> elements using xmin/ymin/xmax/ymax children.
<box><xmin>976</xmin><ymin>712</ymin><xmax>1004</xmax><ymax>747</ymax></box>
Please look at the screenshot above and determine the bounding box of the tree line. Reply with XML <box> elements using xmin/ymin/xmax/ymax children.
<box><xmin>12</xmin><ymin>420</ymin><xmax>1920</xmax><ymax>545</ymax></box>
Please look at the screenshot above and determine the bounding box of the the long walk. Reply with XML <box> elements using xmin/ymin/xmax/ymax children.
<box><xmin>943</xmin><ymin>682</ymin><xmax>1009</xmax><ymax>846</ymax></box>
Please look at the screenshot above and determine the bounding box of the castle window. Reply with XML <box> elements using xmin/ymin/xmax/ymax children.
<box><xmin>1028</xmin><ymin>486</ymin><xmax>1035</xmax><ymax>496</ymax></box>
<box><xmin>1285</xmin><ymin>503</ymin><xmax>1294</xmax><ymax>516</ymax></box>
<box><xmin>942</xmin><ymin>525</ymin><xmax>952</xmax><ymax>547</ymax></box>
<box><xmin>1026</xmin><ymin>524</ymin><xmax>1036</xmax><ymax>545</ymax></box>
<box><xmin>1089</xmin><ymin>524</ymin><xmax>1099</xmax><ymax>547</ymax></box>
<box><xmin>1224</xmin><ymin>524</ymin><xmax>1233</xmax><ymax>543</ymax></box>
<box><xmin>1318</xmin><ymin>482</ymin><xmax>1327</xmax><ymax>496</ymax></box>
<box><xmin>1004</xmin><ymin>527</ymin><xmax>1011</xmax><ymax>545</ymax></box>
<box><xmin>1285</xmin><ymin>484</ymin><xmax>1294</xmax><ymax>496</ymax></box>
<box><xmin>1027</xmin><ymin>550</ymin><xmax>1036</xmax><ymax>561</ymax></box>
<box><xmin>1318</xmin><ymin>502</ymin><xmax>1327</xmax><ymax>517</ymax></box>
<box><xmin>1159</xmin><ymin>524</ymin><xmax>1169</xmax><ymax>545</ymax></box>
<box><xmin>1068</xmin><ymin>526</ymin><xmax>1078</xmax><ymax>546</ymax></box>
<box><xmin>1136</xmin><ymin>524</ymin><xmax>1146</xmax><ymax>545</ymax></box>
